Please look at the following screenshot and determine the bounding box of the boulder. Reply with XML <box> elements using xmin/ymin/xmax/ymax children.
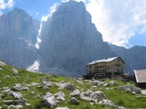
<box><xmin>56</xmin><ymin>82</ymin><xmax>68</xmax><ymax>89</ymax></box>
<box><xmin>69</xmin><ymin>97</ymin><xmax>79</xmax><ymax>105</ymax></box>
<box><xmin>80</xmin><ymin>90</ymin><xmax>93</xmax><ymax>101</ymax></box>
<box><xmin>12</xmin><ymin>83</ymin><xmax>29</xmax><ymax>91</ymax></box>
<box><xmin>0</xmin><ymin>61</ymin><xmax>6</xmax><ymax>66</ymax></box>
<box><xmin>12</xmin><ymin>68</ymin><xmax>19</xmax><ymax>76</ymax></box>
<box><xmin>70</xmin><ymin>89</ymin><xmax>80</xmax><ymax>97</ymax></box>
<box><xmin>11</xmin><ymin>91</ymin><xmax>23</xmax><ymax>99</ymax></box>
<box><xmin>12</xmin><ymin>84</ymin><xmax>22</xmax><ymax>91</ymax></box>
<box><xmin>64</xmin><ymin>84</ymin><xmax>76</xmax><ymax>91</ymax></box>
<box><xmin>43</xmin><ymin>92</ymin><xmax>57</xmax><ymax>108</ymax></box>
<box><xmin>34</xmin><ymin>94</ymin><xmax>41</xmax><ymax>99</ymax></box>
<box><xmin>0</xmin><ymin>68</ymin><xmax>3</xmax><ymax>71</ymax></box>
<box><xmin>54</xmin><ymin>91</ymin><xmax>65</xmax><ymax>102</ymax></box>
<box><xmin>2</xmin><ymin>89</ymin><xmax>23</xmax><ymax>99</ymax></box>
<box><xmin>3</xmin><ymin>99</ymin><xmax>26</xmax><ymax>105</ymax></box>
<box><xmin>27</xmin><ymin>82</ymin><xmax>39</xmax><ymax>87</ymax></box>
<box><xmin>8</xmin><ymin>105</ymin><xmax>23</xmax><ymax>109</ymax></box>
<box><xmin>5</xmin><ymin>75</ymin><xmax>10</xmax><ymax>78</ymax></box>
<box><xmin>76</xmin><ymin>80</ymin><xmax>83</xmax><ymax>84</ymax></box>
<box><xmin>80</xmin><ymin>90</ymin><xmax>106</xmax><ymax>102</ymax></box>
<box><xmin>118</xmin><ymin>85</ymin><xmax>141</xmax><ymax>94</ymax></box>
<box><xmin>132</xmin><ymin>87</ymin><xmax>141</xmax><ymax>94</ymax></box>
<box><xmin>90</xmin><ymin>91</ymin><xmax>107</xmax><ymax>101</ymax></box>
<box><xmin>89</xmin><ymin>80</ymin><xmax>100</xmax><ymax>85</ymax></box>
<box><xmin>109</xmin><ymin>80</ymin><xmax>117</xmax><ymax>86</ymax></box>
<box><xmin>103</xmin><ymin>83</ymin><xmax>110</xmax><ymax>87</ymax></box>
<box><xmin>40</xmin><ymin>80</ymin><xmax>53</xmax><ymax>87</ymax></box>
<box><xmin>89</xmin><ymin>80</ymin><xmax>105</xmax><ymax>86</ymax></box>
<box><xmin>91</xmin><ymin>86</ymin><xmax>98</xmax><ymax>90</ymax></box>
<box><xmin>99</xmin><ymin>99</ymin><xmax>114</xmax><ymax>107</ymax></box>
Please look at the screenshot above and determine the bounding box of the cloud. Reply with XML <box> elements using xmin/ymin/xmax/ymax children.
<box><xmin>0</xmin><ymin>0</ymin><xmax>15</xmax><ymax>15</ymax></box>
<box><xmin>85</xmin><ymin>0</ymin><xmax>146</xmax><ymax>47</ymax></box>
<box><xmin>41</xmin><ymin>3</ymin><xmax>59</xmax><ymax>22</ymax></box>
<box><xmin>0</xmin><ymin>0</ymin><xmax>14</xmax><ymax>9</ymax></box>
<box><xmin>62</xmin><ymin>0</ymin><xmax>85</xmax><ymax>3</ymax></box>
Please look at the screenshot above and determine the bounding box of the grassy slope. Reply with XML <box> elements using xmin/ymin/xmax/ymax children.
<box><xmin>0</xmin><ymin>62</ymin><xmax>146</xmax><ymax>109</ymax></box>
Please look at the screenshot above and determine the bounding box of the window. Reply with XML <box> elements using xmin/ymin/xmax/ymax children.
<box><xmin>89</xmin><ymin>66</ymin><xmax>91</xmax><ymax>69</ymax></box>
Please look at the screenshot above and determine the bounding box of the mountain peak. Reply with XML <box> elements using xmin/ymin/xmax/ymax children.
<box><xmin>11</xmin><ymin>7</ymin><xmax>30</xmax><ymax>17</ymax></box>
<box><xmin>56</xmin><ymin>0</ymin><xmax>85</xmax><ymax>13</ymax></box>
<box><xmin>39</xmin><ymin>0</ymin><xmax>115</xmax><ymax>76</ymax></box>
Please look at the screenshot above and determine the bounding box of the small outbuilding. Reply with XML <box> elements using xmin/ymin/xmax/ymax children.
<box><xmin>134</xmin><ymin>69</ymin><xmax>146</xmax><ymax>88</ymax></box>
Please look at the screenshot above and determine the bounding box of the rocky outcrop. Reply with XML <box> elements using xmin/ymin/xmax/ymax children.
<box><xmin>118</xmin><ymin>85</ymin><xmax>141</xmax><ymax>94</ymax></box>
<box><xmin>39</xmin><ymin>1</ymin><xmax>116</xmax><ymax>76</ymax></box>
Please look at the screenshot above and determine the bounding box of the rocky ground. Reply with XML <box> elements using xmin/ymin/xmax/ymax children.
<box><xmin>0</xmin><ymin>61</ymin><xmax>146</xmax><ymax>109</ymax></box>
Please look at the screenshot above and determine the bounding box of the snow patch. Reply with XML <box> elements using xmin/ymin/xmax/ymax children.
<box><xmin>35</xmin><ymin>23</ymin><xmax>42</xmax><ymax>49</ymax></box>
<box><xmin>27</xmin><ymin>60</ymin><xmax>40</xmax><ymax>72</ymax></box>
<box><xmin>35</xmin><ymin>37</ymin><xmax>42</xmax><ymax>49</ymax></box>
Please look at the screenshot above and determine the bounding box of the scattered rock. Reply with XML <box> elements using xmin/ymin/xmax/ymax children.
<box><xmin>34</xmin><ymin>94</ymin><xmax>41</xmax><ymax>99</ymax></box>
<box><xmin>27</xmin><ymin>82</ymin><xmax>39</xmax><ymax>87</ymax></box>
<box><xmin>41</xmin><ymin>80</ymin><xmax>53</xmax><ymax>87</ymax></box>
<box><xmin>54</xmin><ymin>91</ymin><xmax>65</xmax><ymax>102</ymax></box>
<box><xmin>8</xmin><ymin>105</ymin><xmax>23</xmax><ymax>109</ymax></box>
<box><xmin>2</xmin><ymin>87</ymin><xmax>9</xmax><ymax>90</ymax></box>
<box><xmin>64</xmin><ymin>84</ymin><xmax>76</xmax><ymax>91</ymax></box>
<box><xmin>90</xmin><ymin>91</ymin><xmax>107</xmax><ymax>101</ymax></box>
<box><xmin>76</xmin><ymin>80</ymin><xmax>83</xmax><ymax>84</ymax></box>
<box><xmin>12</xmin><ymin>68</ymin><xmax>19</xmax><ymax>76</ymax></box>
<box><xmin>117</xmin><ymin>106</ymin><xmax>126</xmax><ymax>109</ymax></box>
<box><xmin>56</xmin><ymin>82</ymin><xmax>76</xmax><ymax>91</ymax></box>
<box><xmin>109</xmin><ymin>80</ymin><xmax>117</xmax><ymax>86</ymax></box>
<box><xmin>42</xmin><ymin>85</ymin><xmax>49</xmax><ymax>90</ymax></box>
<box><xmin>25</xmin><ymin>103</ymin><xmax>31</xmax><ymax>106</ymax></box>
<box><xmin>56</xmin><ymin>82</ymin><xmax>67</xmax><ymax>89</ymax></box>
<box><xmin>80</xmin><ymin>90</ymin><xmax>106</xmax><ymax>102</ymax></box>
<box><xmin>89</xmin><ymin>80</ymin><xmax>105</xmax><ymax>86</ymax></box>
<box><xmin>69</xmin><ymin>97</ymin><xmax>79</xmax><ymax>105</ymax></box>
<box><xmin>118</xmin><ymin>85</ymin><xmax>141</xmax><ymax>94</ymax></box>
<box><xmin>99</xmin><ymin>99</ymin><xmax>114</xmax><ymax>107</ymax></box>
<box><xmin>80</xmin><ymin>90</ymin><xmax>92</xmax><ymax>101</ymax></box>
<box><xmin>11</xmin><ymin>91</ymin><xmax>23</xmax><ymax>99</ymax></box>
<box><xmin>70</xmin><ymin>89</ymin><xmax>80</xmax><ymax>97</ymax></box>
<box><xmin>5</xmin><ymin>75</ymin><xmax>10</xmax><ymax>78</ymax></box>
<box><xmin>103</xmin><ymin>83</ymin><xmax>110</xmax><ymax>87</ymax></box>
<box><xmin>2</xmin><ymin>89</ymin><xmax>23</xmax><ymax>99</ymax></box>
<box><xmin>91</xmin><ymin>86</ymin><xmax>98</xmax><ymax>90</ymax></box>
<box><xmin>0</xmin><ymin>61</ymin><xmax>6</xmax><ymax>66</ymax></box>
<box><xmin>3</xmin><ymin>99</ymin><xmax>26</xmax><ymax>105</ymax></box>
<box><xmin>12</xmin><ymin>83</ymin><xmax>29</xmax><ymax>91</ymax></box>
<box><xmin>43</xmin><ymin>92</ymin><xmax>57</xmax><ymax>108</ymax></box>
<box><xmin>0</xmin><ymin>68</ymin><xmax>3</xmax><ymax>71</ymax></box>
<box><xmin>55</xmin><ymin>107</ymin><xmax>69</xmax><ymax>109</ymax></box>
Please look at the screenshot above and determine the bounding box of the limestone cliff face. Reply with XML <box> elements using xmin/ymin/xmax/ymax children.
<box><xmin>40</xmin><ymin>1</ymin><xmax>115</xmax><ymax>76</ymax></box>
<box><xmin>110</xmin><ymin>45</ymin><xmax>146</xmax><ymax>73</ymax></box>
<box><xmin>0</xmin><ymin>8</ymin><xmax>39</xmax><ymax>68</ymax></box>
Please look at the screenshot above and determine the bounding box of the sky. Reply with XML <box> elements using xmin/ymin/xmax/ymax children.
<box><xmin>0</xmin><ymin>0</ymin><xmax>146</xmax><ymax>48</ymax></box>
